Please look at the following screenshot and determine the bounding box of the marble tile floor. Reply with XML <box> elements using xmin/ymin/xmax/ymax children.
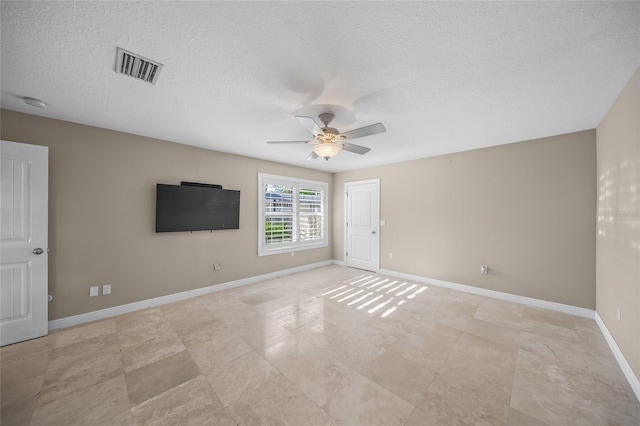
<box><xmin>1</xmin><ymin>265</ymin><xmax>639</xmax><ymax>425</ymax></box>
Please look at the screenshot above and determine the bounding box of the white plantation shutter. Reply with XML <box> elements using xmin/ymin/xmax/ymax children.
<box><xmin>299</xmin><ymin>188</ymin><xmax>323</xmax><ymax>241</ymax></box>
<box><xmin>258</xmin><ymin>174</ymin><xmax>328</xmax><ymax>256</ymax></box>
<box><xmin>264</xmin><ymin>184</ymin><xmax>295</xmax><ymax>244</ymax></box>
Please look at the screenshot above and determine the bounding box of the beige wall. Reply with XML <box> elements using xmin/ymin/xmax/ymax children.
<box><xmin>0</xmin><ymin>107</ymin><xmax>605</xmax><ymax>321</ymax></box>
<box><xmin>334</xmin><ymin>131</ymin><xmax>596</xmax><ymax>309</ymax></box>
<box><xmin>596</xmin><ymin>67</ymin><xmax>640</xmax><ymax>378</ymax></box>
<box><xmin>1</xmin><ymin>110</ymin><xmax>332</xmax><ymax>320</ymax></box>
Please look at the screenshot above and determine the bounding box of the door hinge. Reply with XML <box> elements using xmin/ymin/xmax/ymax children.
<box><xmin>346</xmin><ymin>252</ymin><xmax>348</xmax><ymax>256</ymax></box>
<box><xmin>346</xmin><ymin>192</ymin><xmax>348</xmax><ymax>197</ymax></box>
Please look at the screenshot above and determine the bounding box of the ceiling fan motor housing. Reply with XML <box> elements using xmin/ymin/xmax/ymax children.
<box><xmin>318</xmin><ymin>112</ymin><xmax>335</xmax><ymax>128</ymax></box>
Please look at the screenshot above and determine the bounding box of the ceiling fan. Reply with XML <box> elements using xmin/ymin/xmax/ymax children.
<box><xmin>267</xmin><ymin>113</ymin><xmax>386</xmax><ymax>161</ymax></box>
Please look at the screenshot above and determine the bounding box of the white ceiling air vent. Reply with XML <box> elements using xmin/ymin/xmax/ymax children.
<box><xmin>115</xmin><ymin>47</ymin><xmax>163</xmax><ymax>85</ymax></box>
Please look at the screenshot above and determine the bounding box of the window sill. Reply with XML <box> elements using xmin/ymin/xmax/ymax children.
<box><xmin>258</xmin><ymin>241</ymin><xmax>328</xmax><ymax>257</ymax></box>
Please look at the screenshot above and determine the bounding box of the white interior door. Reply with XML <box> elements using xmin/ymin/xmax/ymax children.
<box><xmin>1</xmin><ymin>140</ymin><xmax>49</xmax><ymax>346</ymax></box>
<box><xmin>345</xmin><ymin>179</ymin><xmax>379</xmax><ymax>272</ymax></box>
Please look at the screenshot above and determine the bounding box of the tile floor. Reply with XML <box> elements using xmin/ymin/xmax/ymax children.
<box><xmin>1</xmin><ymin>265</ymin><xmax>639</xmax><ymax>425</ymax></box>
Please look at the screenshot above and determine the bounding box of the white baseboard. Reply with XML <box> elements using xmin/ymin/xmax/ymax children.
<box><xmin>595</xmin><ymin>312</ymin><xmax>640</xmax><ymax>402</ymax></box>
<box><xmin>378</xmin><ymin>268</ymin><xmax>595</xmax><ymax>319</ymax></box>
<box><xmin>48</xmin><ymin>260</ymin><xmax>333</xmax><ymax>331</ymax></box>
<box><xmin>332</xmin><ymin>259</ymin><xmax>346</xmax><ymax>266</ymax></box>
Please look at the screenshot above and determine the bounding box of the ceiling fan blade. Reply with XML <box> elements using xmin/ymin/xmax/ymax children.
<box><xmin>295</xmin><ymin>116</ymin><xmax>324</xmax><ymax>137</ymax></box>
<box><xmin>266</xmin><ymin>140</ymin><xmax>309</xmax><ymax>144</ymax></box>
<box><xmin>307</xmin><ymin>151</ymin><xmax>319</xmax><ymax>160</ymax></box>
<box><xmin>340</xmin><ymin>123</ymin><xmax>386</xmax><ymax>140</ymax></box>
<box><xmin>341</xmin><ymin>142</ymin><xmax>371</xmax><ymax>155</ymax></box>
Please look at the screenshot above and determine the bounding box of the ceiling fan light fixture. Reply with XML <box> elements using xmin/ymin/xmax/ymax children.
<box><xmin>24</xmin><ymin>97</ymin><xmax>47</xmax><ymax>108</ymax></box>
<box><xmin>313</xmin><ymin>143</ymin><xmax>342</xmax><ymax>160</ymax></box>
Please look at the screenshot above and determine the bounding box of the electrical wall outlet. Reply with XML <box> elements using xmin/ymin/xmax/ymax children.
<box><xmin>89</xmin><ymin>286</ymin><xmax>99</xmax><ymax>297</ymax></box>
<box><xmin>617</xmin><ymin>306</ymin><xmax>621</xmax><ymax>321</ymax></box>
<box><xmin>389</xmin><ymin>252</ymin><xmax>393</xmax><ymax>259</ymax></box>
<box><xmin>213</xmin><ymin>262</ymin><xmax>221</xmax><ymax>271</ymax></box>
<box><xmin>480</xmin><ymin>265</ymin><xmax>489</xmax><ymax>274</ymax></box>
<box><xmin>103</xmin><ymin>284</ymin><xmax>111</xmax><ymax>295</ymax></box>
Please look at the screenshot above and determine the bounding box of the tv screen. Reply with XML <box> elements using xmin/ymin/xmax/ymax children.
<box><xmin>156</xmin><ymin>184</ymin><xmax>240</xmax><ymax>232</ymax></box>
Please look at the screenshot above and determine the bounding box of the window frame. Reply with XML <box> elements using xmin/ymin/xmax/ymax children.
<box><xmin>258</xmin><ymin>173</ymin><xmax>328</xmax><ymax>256</ymax></box>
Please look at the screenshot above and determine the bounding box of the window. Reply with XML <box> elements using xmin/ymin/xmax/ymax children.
<box><xmin>258</xmin><ymin>173</ymin><xmax>328</xmax><ymax>256</ymax></box>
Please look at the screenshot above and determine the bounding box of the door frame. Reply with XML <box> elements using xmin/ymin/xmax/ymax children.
<box><xmin>344</xmin><ymin>178</ymin><xmax>380</xmax><ymax>272</ymax></box>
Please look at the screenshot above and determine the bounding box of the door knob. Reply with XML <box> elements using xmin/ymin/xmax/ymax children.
<box><xmin>372</xmin><ymin>231</ymin><xmax>376</xmax><ymax>234</ymax></box>
<box><xmin>33</xmin><ymin>248</ymin><xmax>44</xmax><ymax>255</ymax></box>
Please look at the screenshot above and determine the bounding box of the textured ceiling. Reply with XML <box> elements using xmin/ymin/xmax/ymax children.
<box><xmin>1</xmin><ymin>1</ymin><xmax>639</xmax><ymax>173</ymax></box>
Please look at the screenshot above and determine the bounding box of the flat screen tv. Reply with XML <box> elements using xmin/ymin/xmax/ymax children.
<box><xmin>156</xmin><ymin>184</ymin><xmax>240</xmax><ymax>232</ymax></box>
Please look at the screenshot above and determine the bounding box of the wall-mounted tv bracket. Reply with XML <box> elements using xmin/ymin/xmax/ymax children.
<box><xmin>181</xmin><ymin>181</ymin><xmax>223</xmax><ymax>189</ymax></box>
